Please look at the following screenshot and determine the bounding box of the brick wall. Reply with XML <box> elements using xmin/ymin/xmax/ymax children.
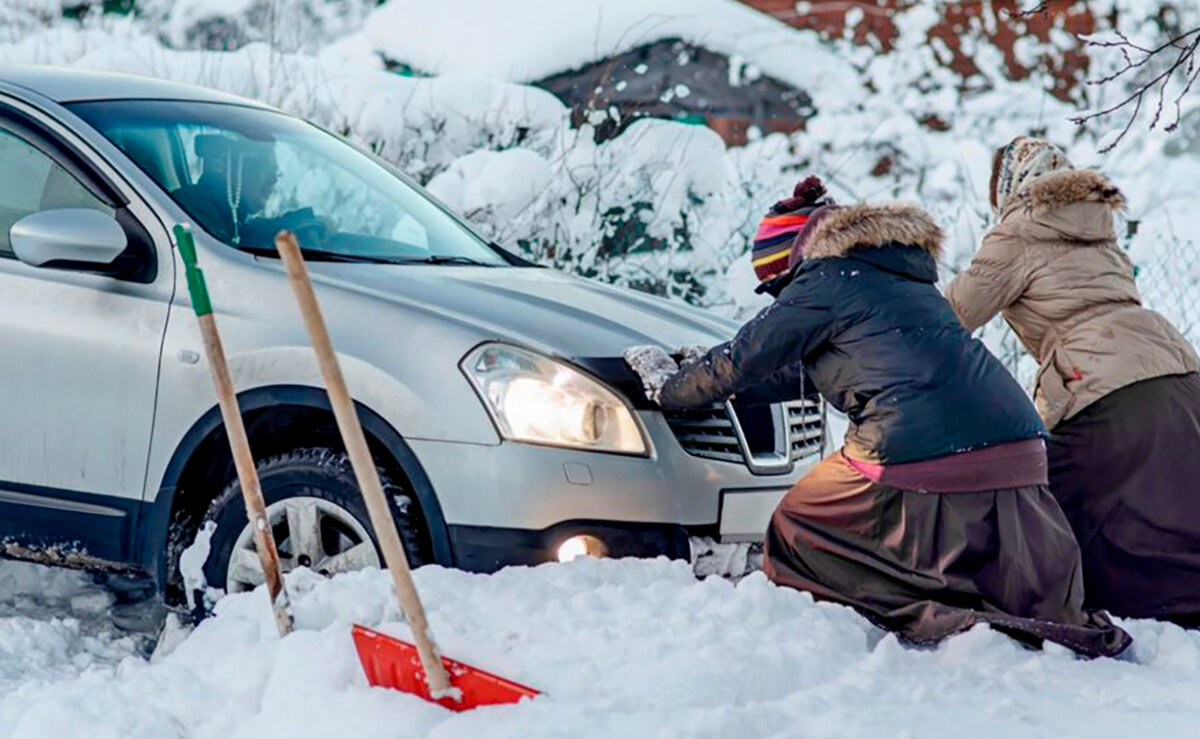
<box><xmin>741</xmin><ymin>0</ymin><xmax>1097</xmax><ymax>102</ymax></box>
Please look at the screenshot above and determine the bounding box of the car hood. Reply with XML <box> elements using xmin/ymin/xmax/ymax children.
<box><xmin>310</xmin><ymin>263</ymin><xmax>738</xmax><ymax>358</ymax></box>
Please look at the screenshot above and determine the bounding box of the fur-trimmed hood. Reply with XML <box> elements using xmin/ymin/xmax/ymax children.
<box><xmin>995</xmin><ymin>169</ymin><xmax>1124</xmax><ymax>246</ymax></box>
<box><xmin>1015</xmin><ymin>169</ymin><xmax>1126</xmax><ymax>214</ymax></box>
<box><xmin>803</xmin><ymin>203</ymin><xmax>944</xmax><ymax>260</ymax></box>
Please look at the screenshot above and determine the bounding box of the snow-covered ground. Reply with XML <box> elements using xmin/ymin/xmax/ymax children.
<box><xmin>1</xmin><ymin>556</ymin><xmax>1198</xmax><ymax>739</ymax></box>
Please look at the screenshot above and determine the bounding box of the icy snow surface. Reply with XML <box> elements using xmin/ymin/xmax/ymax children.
<box><xmin>2</xmin><ymin>557</ymin><xmax>1200</xmax><ymax>738</ymax></box>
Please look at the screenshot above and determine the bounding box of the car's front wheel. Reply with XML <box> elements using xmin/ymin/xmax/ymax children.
<box><xmin>200</xmin><ymin>447</ymin><xmax>428</xmax><ymax>596</ymax></box>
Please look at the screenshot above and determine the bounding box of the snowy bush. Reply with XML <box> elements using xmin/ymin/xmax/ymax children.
<box><xmin>1</xmin><ymin>0</ymin><xmax>1198</xmax><ymax>349</ymax></box>
<box><xmin>143</xmin><ymin>0</ymin><xmax>376</xmax><ymax>53</ymax></box>
<box><xmin>427</xmin><ymin>120</ymin><xmax>745</xmax><ymax>305</ymax></box>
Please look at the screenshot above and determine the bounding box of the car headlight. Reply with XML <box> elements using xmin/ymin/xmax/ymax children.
<box><xmin>461</xmin><ymin>343</ymin><xmax>648</xmax><ymax>455</ymax></box>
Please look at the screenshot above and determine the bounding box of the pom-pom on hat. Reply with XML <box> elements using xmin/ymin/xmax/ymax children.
<box><xmin>751</xmin><ymin>176</ymin><xmax>832</xmax><ymax>283</ymax></box>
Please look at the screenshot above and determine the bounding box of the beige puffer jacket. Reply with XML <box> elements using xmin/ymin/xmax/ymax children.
<box><xmin>946</xmin><ymin>169</ymin><xmax>1199</xmax><ymax>429</ymax></box>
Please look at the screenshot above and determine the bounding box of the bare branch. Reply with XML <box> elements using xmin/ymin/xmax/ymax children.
<box><xmin>1018</xmin><ymin>2</ymin><xmax>1054</xmax><ymax>19</ymax></box>
<box><xmin>1073</xmin><ymin>26</ymin><xmax>1200</xmax><ymax>152</ymax></box>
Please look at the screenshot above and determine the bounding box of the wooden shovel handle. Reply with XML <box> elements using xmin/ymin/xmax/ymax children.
<box><xmin>175</xmin><ymin>224</ymin><xmax>292</xmax><ymax>637</ymax></box>
<box><xmin>197</xmin><ymin>313</ymin><xmax>294</xmax><ymax>636</ymax></box>
<box><xmin>274</xmin><ymin>231</ymin><xmax>453</xmax><ymax>695</ymax></box>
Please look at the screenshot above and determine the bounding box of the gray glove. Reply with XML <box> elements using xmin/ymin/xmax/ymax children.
<box><xmin>676</xmin><ymin>344</ymin><xmax>708</xmax><ymax>368</ymax></box>
<box><xmin>623</xmin><ymin>345</ymin><xmax>679</xmax><ymax>405</ymax></box>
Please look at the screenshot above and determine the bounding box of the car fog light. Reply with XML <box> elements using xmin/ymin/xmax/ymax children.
<box><xmin>557</xmin><ymin>534</ymin><xmax>608</xmax><ymax>563</ymax></box>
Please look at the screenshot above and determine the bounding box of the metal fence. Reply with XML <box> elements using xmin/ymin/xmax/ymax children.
<box><xmin>1136</xmin><ymin>237</ymin><xmax>1200</xmax><ymax>347</ymax></box>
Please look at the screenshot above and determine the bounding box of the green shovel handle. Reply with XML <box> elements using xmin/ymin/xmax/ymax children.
<box><xmin>173</xmin><ymin>224</ymin><xmax>213</xmax><ymax>317</ymax></box>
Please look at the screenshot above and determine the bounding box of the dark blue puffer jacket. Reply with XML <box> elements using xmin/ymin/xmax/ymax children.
<box><xmin>659</xmin><ymin>203</ymin><xmax>1046</xmax><ymax>464</ymax></box>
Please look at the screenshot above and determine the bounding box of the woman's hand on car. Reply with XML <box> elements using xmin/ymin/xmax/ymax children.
<box><xmin>624</xmin><ymin>345</ymin><xmax>680</xmax><ymax>405</ymax></box>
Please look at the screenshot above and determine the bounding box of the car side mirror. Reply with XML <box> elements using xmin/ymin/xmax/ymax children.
<box><xmin>10</xmin><ymin>208</ymin><xmax>129</xmax><ymax>273</ymax></box>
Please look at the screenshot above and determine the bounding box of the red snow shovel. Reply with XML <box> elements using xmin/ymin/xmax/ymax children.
<box><xmin>275</xmin><ymin>231</ymin><xmax>540</xmax><ymax>711</ymax></box>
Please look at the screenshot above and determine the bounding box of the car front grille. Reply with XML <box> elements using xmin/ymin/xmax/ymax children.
<box><xmin>664</xmin><ymin>397</ymin><xmax>824</xmax><ymax>472</ymax></box>
<box><xmin>662</xmin><ymin>405</ymin><xmax>743</xmax><ymax>464</ymax></box>
<box><xmin>786</xmin><ymin>398</ymin><xmax>824</xmax><ymax>459</ymax></box>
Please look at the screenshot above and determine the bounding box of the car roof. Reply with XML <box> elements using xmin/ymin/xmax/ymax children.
<box><xmin>0</xmin><ymin>64</ymin><xmax>273</xmax><ymax>109</ymax></box>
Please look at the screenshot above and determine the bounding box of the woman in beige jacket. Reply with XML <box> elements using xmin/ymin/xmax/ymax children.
<box><xmin>947</xmin><ymin>136</ymin><xmax>1200</xmax><ymax>627</ymax></box>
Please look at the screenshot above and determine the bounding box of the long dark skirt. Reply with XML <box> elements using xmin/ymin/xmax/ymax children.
<box><xmin>764</xmin><ymin>453</ymin><xmax>1131</xmax><ymax>657</ymax></box>
<box><xmin>1049</xmin><ymin>372</ymin><xmax>1200</xmax><ymax>626</ymax></box>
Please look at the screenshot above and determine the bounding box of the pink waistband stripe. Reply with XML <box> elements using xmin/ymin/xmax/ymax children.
<box><xmin>843</xmin><ymin>438</ymin><xmax>1048</xmax><ymax>493</ymax></box>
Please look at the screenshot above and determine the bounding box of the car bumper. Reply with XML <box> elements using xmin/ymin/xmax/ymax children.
<box><xmin>407</xmin><ymin>411</ymin><xmax>819</xmax><ymax>570</ymax></box>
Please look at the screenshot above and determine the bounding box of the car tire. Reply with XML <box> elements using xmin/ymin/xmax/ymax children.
<box><xmin>198</xmin><ymin>447</ymin><xmax>428</xmax><ymax>605</ymax></box>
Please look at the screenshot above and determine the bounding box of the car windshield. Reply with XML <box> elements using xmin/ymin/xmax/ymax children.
<box><xmin>68</xmin><ymin>100</ymin><xmax>507</xmax><ymax>265</ymax></box>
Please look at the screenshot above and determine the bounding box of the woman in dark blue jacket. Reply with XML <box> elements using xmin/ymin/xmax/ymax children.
<box><xmin>654</xmin><ymin>193</ymin><xmax>1129</xmax><ymax>657</ymax></box>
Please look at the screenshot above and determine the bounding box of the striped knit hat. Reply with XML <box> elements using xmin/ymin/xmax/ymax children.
<box><xmin>751</xmin><ymin>176</ymin><xmax>833</xmax><ymax>283</ymax></box>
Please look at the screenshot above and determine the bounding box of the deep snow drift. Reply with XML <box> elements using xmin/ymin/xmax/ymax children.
<box><xmin>1</xmin><ymin>556</ymin><xmax>1198</xmax><ymax>739</ymax></box>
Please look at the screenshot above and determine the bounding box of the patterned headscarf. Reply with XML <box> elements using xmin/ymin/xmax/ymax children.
<box><xmin>991</xmin><ymin>136</ymin><xmax>1073</xmax><ymax>217</ymax></box>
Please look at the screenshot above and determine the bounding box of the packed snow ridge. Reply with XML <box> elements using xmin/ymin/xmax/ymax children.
<box><xmin>1</xmin><ymin>557</ymin><xmax>1198</xmax><ymax>738</ymax></box>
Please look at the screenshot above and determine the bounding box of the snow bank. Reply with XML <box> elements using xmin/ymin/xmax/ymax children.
<box><xmin>1</xmin><ymin>557</ymin><xmax>1198</xmax><ymax>738</ymax></box>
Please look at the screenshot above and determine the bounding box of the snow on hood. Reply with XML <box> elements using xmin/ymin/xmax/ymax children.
<box><xmin>366</xmin><ymin>0</ymin><xmax>855</xmax><ymax>97</ymax></box>
<box><xmin>312</xmin><ymin>263</ymin><xmax>739</xmax><ymax>358</ymax></box>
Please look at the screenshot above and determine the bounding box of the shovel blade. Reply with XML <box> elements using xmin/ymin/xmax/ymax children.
<box><xmin>352</xmin><ymin>624</ymin><xmax>540</xmax><ymax>712</ymax></box>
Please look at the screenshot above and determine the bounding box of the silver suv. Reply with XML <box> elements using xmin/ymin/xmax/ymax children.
<box><xmin>0</xmin><ymin>65</ymin><xmax>823</xmax><ymax>603</ymax></box>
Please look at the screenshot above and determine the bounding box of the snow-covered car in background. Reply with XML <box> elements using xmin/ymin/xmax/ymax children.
<box><xmin>0</xmin><ymin>65</ymin><xmax>824</xmax><ymax>605</ymax></box>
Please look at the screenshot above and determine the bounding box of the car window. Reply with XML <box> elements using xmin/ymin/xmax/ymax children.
<box><xmin>70</xmin><ymin>100</ymin><xmax>505</xmax><ymax>265</ymax></box>
<box><xmin>0</xmin><ymin>128</ymin><xmax>115</xmax><ymax>259</ymax></box>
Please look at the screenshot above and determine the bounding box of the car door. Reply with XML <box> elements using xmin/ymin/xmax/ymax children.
<box><xmin>0</xmin><ymin>103</ymin><xmax>172</xmax><ymax>565</ymax></box>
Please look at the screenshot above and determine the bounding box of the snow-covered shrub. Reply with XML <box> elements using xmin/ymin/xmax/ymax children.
<box><xmin>1</xmin><ymin>1</ymin><xmax>1199</xmax><ymax>343</ymax></box>
<box><xmin>0</xmin><ymin>0</ymin><xmax>71</xmax><ymax>41</ymax></box>
<box><xmin>428</xmin><ymin>119</ymin><xmax>765</xmax><ymax>305</ymax></box>
<box><xmin>0</xmin><ymin>22</ymin><xmax>568</xmax><ymax>183</ymax></box>
<box><xmin>138</xmin><ymin>0</ymin><xmax>375</xmax><ymax>52</ymax></box>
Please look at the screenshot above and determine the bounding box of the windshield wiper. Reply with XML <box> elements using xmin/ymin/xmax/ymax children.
<box><xmin>238</xmin><ymin>246</ymin><xmax>497</xmax><ymax>267</ymax></box>
<box><xmin>395</xmin><ymin>255</ymin><xmax>498</xmax><ymax>267</ymax></box>
<box><xmin>237</xmin><ymin>246</ymin><xmax>404</xmax><ymax>264</ymax></box>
